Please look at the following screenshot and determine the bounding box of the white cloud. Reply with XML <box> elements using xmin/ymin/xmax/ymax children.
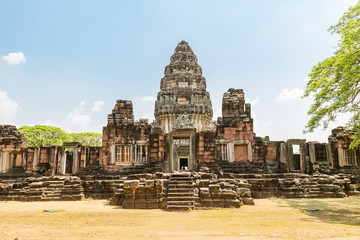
<box><xmin>0</xmin><ymin>90</ymin><xmax>18</xmax><ymax>123</ymax></box>
<box><xmin>1</xmin><ymin>51</ymin><xmax>26</xmax><ymax>65</ymax></box>
<box><xmin>64</xmin><ymin>101</ymin><xmax>91</xmax><ymax>128</ymax></box>
<box><xmin>92</xmin><ymin>100</ymin><xmax>104</xmax><ymax>112</ymax></box>
<box><xmin>142</xmin><ymin>96</ymin><xmax>156</xmax><ymax>102</ymax></box>
<box><xmin>78</xmin><ymin>101</ymin><xmax>85</xmax><ymax>109</ymax></box>
<box><xmin>276</xmin><ymin>88</ymin><xmax>304</xmax><ymax>101</ymax></box>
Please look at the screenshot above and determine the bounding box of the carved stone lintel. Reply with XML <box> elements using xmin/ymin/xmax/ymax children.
<box><xmin>173</xmin><ymin>113</ymin><xmax>194</xmax><ymax>129</ymax></box>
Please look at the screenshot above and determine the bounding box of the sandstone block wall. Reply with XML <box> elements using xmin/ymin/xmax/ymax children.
<box><xmin>110</xmin><ymin>172</ymin><xmax>254</xmax><ymax>209</ymax></box>
<box><xmin>239</xmin><ymin>173</ymin><xmax>360</xmax><ymax>198</ymax></box>
<box><xmin>195</xmin><ymin>174</ymin><xmax>254</xmax><ymax>208</ymax></box>
<box><xmin>0</xmin><ymin>176</ymin><xmax>84</xmax><ymax>201</ymax></box>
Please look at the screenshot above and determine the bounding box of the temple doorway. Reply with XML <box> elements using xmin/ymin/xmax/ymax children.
<box><xmin>65</xmin><ymin>151</ymin><xmax>74</xmax><ymax>174</ymax></box>
<box><xmin>179</xmin><ymin>157</ymin><xmax>188</xmax><ymax>170</ymax></box>
<box><xmin>167</xmin><ymin>130</ymin><xmax>196</xmax><ymax>172</ymax></box>
<box><xmin>292</xmin><ymin>144</ymin><xmax>301</xmax><ymax>170</ymax></box>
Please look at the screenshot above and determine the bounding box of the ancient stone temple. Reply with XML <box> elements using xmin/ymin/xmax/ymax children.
<box><xmin>1</xmin><ymin>40</ymin><xmax>360</xmax><ymax>209</ymax></box>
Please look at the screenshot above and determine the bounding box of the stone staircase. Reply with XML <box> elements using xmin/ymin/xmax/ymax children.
<box><xmin>166</xmin><ymin>172</ymin><xmax>196</xmax><ymax>210</ymax></box>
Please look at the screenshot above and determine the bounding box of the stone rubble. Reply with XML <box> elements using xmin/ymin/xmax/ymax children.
<box><xmin>0</xmin><ymin>176</ymin><xmax>84</xmax><ymax>201</ymax></box>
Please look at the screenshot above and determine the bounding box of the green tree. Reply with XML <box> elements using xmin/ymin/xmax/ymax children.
<box><xmin>19</xmin><ymin>125</ymin><xmax>71</xmax><ymax>147</ymax></box>
<box><xmin>69</xmin><ymin>132</ymin><xmax>102</xmax><ymax>147</ymax></box>
<box><xmin>303</xmin><ymin>2</ymin><xmax>360</xmax><ymax>148</ymax></box>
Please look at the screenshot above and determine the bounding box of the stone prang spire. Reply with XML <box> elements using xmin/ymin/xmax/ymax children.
<box><xmin>154</xmin><ymin>40</ymin><xmax>213</xmax><ymax>133</ymax></box>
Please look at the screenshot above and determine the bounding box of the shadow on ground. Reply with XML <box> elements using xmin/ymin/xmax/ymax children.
<box><xmin>281</xmin><ymin>197</ymin><xmax>360</xmax><ymax>226</ymax></box>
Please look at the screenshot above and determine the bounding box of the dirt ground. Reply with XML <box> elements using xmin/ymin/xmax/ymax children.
<box><xmin>0</xmin><ymin>198</ymin><xmax>359</xmax><ymax>240</ymax></box>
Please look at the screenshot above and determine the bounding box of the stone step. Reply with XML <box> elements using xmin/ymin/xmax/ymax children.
<box><xmin>167</xmin><ymin>196</ymin><xmax>195</xmax><ymax>201</ymax></box>
<box><xmin>167</xmin><ymin>188</ymin><xmax>194</xmax><ymax>192</ymax></box>
<box><xmin>43</xmin><ymin>194</ymin><xmax>62</xmax><ymax>197</ymax></box>
<box><xmin>167</xmin><ymin>192</ymin><xmax>194</xmax><ymax>196</ymax></box>
<box><xmin>168</xmin><ymin>183</ymin><xmax>193</xmax><ymax>188</ymax></box>
<box><xmin>168</xmin><ymin>180</ymin><xmax>193</xmax><ymax>183</ymax></box>
<box><xmin>167</xmin><ymin>205</ymin><xmax>195</xmax><ymax>210</ymax></box>
<box><xmin>169</xmin><ymin>173</ymin><xmax>192</xmax><ymax>177</ymax></box>
<box><xmin>169</xmin><ymin>177</ymin><xmax>193</xmax><ymax>181</ymax></box>
<box><xmin>308</xmin><ymin>191</ymin><xmax>322</xmax><ymax>194</ymax></box>
<box><xmin>167</xmin><ymin>200</ymin><xmax>194</xmax><ymax>204</ymax></box>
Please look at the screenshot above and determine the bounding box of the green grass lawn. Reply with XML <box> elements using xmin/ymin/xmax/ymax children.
<box><xmin>0</xmin><ymin>198</ymin><xmax>359</xmax><ymax>240</ymax></box>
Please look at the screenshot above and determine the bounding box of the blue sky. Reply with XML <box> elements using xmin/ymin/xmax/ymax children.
<box><xmin>0</xmin><ymin>0</ymin><xmax>357</xmax><ymax>142</ymax></box>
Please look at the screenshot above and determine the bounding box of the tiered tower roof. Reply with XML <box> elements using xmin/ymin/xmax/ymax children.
<box><xmin>154</xmin><ymin>40</ymin><xmax>213</xmax><ymax>133</ymax></box>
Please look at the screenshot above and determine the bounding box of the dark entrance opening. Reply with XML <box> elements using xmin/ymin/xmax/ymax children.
<box><xmin>180</xmin><ymin>158</ymin><xmax>188</xmax><ymax>170</ymax></box>
<box><xmin>65</xmin><ymin>151</ymin><xmax>73</xmax><ymax>174</ymax></box>
<box><xmin>293</xmin><ymin>154</ymin><xmax>300</xmax><ymax>170</ymax></box>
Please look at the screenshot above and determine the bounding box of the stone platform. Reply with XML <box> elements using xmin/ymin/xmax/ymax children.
<box><xmin>0</xmin><ymin>172</ymin><xmax>359</xmax><ymax>209</ymax></box>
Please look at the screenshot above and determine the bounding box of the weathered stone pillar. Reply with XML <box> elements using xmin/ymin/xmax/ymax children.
<box><xmin>309</xmin><ymin>143</ymin><xmax>316</xmax><ymax>164</ymax></box>
<box><xmin>287</xmin><ymin>144</ymin><xmax>293</xmax><ymax>171</ymax></box>
<box><xmin>279</xmin><ymin>143</ymin><xmax>287</xmax><ymax>166</ymax></box>
<box><xmin>0</xmin><ymin>151</ymin><xmax>3</xmax><ymax>172</ymax></box>
<box><xmin>227</xmin><ymin>143</ymin><xmax>234</xmax><ymax>162</ymax></box>
<box><xmin>130</xmin><ymin>144</ymin><xmax>134</xmax><ymax>162</ymax></box>
<box><xmin>50</xmin><ymin>146</ymin><xmax>58</xmax><ymax>176</ymax></box>
<box><xmin>326</xmin><ymin>143</ymin><xmax>333</xmax><ymax>166</ymax></box>
<box><xmin>60</xmin><ymin>152</ymin><xmax>66</xmax><ymax>174</ymax></box>
<box><xmin>338</xmin><ymin>148</ymin><xmax>345</xmax><ymax>167</ymax></box>
<box><xmin>56</xmin><ymin>149</ymin><xmax>62</xmax><ymax>174</ymax></box>
<box><xmin>33</xmin><ymin>147</ymin><xmax>40</xmax><ymax>171</ymax></box>
<box><xmin>22</xmin><ymin>151</ymin><xmax>27</xmax><ymax>170</ymax></box>
<box><xmin>189</xmin><ymin>133</ymin><xmax>196</xmax><ymax>171</ymax></box>
<box><xmin>72</xmin><ymin>149</ymin><xmax>80</xmax><ymax>174</ymax></box>
<box><xmin>165</xmin><ymin>135</ymin><xmax>172</xmax><ymax>172</ymax></box>
<box><xmin>110</xmin><ymin>144</ymin><xmax>116</xmax><ymax>164</ymax></box>
<box><xmin>300</xmin><ymin>143</ymin><xmax>307</xmax><ymax>172</ymax></box>
<box><xmin>2</xmin><ymin>151</ymin><xmax>9</xmax><ymax>172</ymax></box>
<box><xmin>248</xmin><ymin>143</ymin><xmax>253</xmax><ymax>162</ymax></box>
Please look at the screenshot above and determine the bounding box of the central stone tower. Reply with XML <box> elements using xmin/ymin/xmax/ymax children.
<box><xmin>154</xmin><ymin>40</ymin><xmax>213</xmax><ymax>133</ymax></box>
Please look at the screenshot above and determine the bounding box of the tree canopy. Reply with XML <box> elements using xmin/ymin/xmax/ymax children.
<box><xmin>303</xmin><ymin>2</ymin><xmax>360</xmax><ymax>148</ymax></box>
<box><xmin>19</xmin><ymin>125</ymin><xmax>71</xmax><ymax>147</ymax></box>
<box><xmin>19</xmin><ymin>125</ymin><xmax>102</xmax><ymax>147</ymax></box>
<box><xmin>69</xmin><ymin>132</ymin><xmax>102</xmax><ymax>147</ymax></box>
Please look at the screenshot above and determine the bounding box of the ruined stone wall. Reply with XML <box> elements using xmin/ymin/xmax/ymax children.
<box><xmin>0</xmin><ymin>176</ymin><xmax>84</xmax><ymax>201</ymax></box>
<box><xmin>148</xmin><ymin>133</ymin><xmax>165</xmax><ymax>163</ymax></box>
<box><xmin>0</xmin><ymin>125</ymin><xmax>26</xmax><ymax>149</ymax></box>
<box><xmin>196</xmin><ymin>131</ymin><xmax>216</xmax><ymax>163</ymax></box>
<box><xmin>216</xmin><ymin>89</ymin><xmax>257</xmax><ymax>163</ymax></box>
<box><xmin>0</xmin><ymin>172</ymin><xmax>359</xmax><ymax>203</ymax></box>
<box><xmin>0</xmin><ymin>125</ymin><xmax>27</xmax><ymax>173</ymax></box>
<box><xmin>39</xmin><ymin>146</ymin><xmax>58</xmax><ymax>175</ymax></box>
<box><xmin>110</xmin><ymin>172</ymin><xmax>254</xmax><ymax>209</ymax></box>
<box><xmin>329</xmin><ymin>127</ymin><xmax>360</xmax><ymax>170</ymax></box>
<box><xmin>242</xmin><ymin>173</ymin><xmax>360</xmax><ymax>198</ymax></box>
<box><xmin>82</xmin><ymin>146</ymin><xmax>102</xmax><ymax>166</ymax></box>
<box><xmin>81</xmin><ymin>175</ymin><xmax>125</xmax><ymax>199</ymax></box>
<box><xmin>196</xmin><ymin>173</ymin><xmax>254</xmax><ymax>207</ymax></box>
<box><xmin>102</xmin><ymin>100</ymin><xmax>152</xmax><ymax>167</ymax></box>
